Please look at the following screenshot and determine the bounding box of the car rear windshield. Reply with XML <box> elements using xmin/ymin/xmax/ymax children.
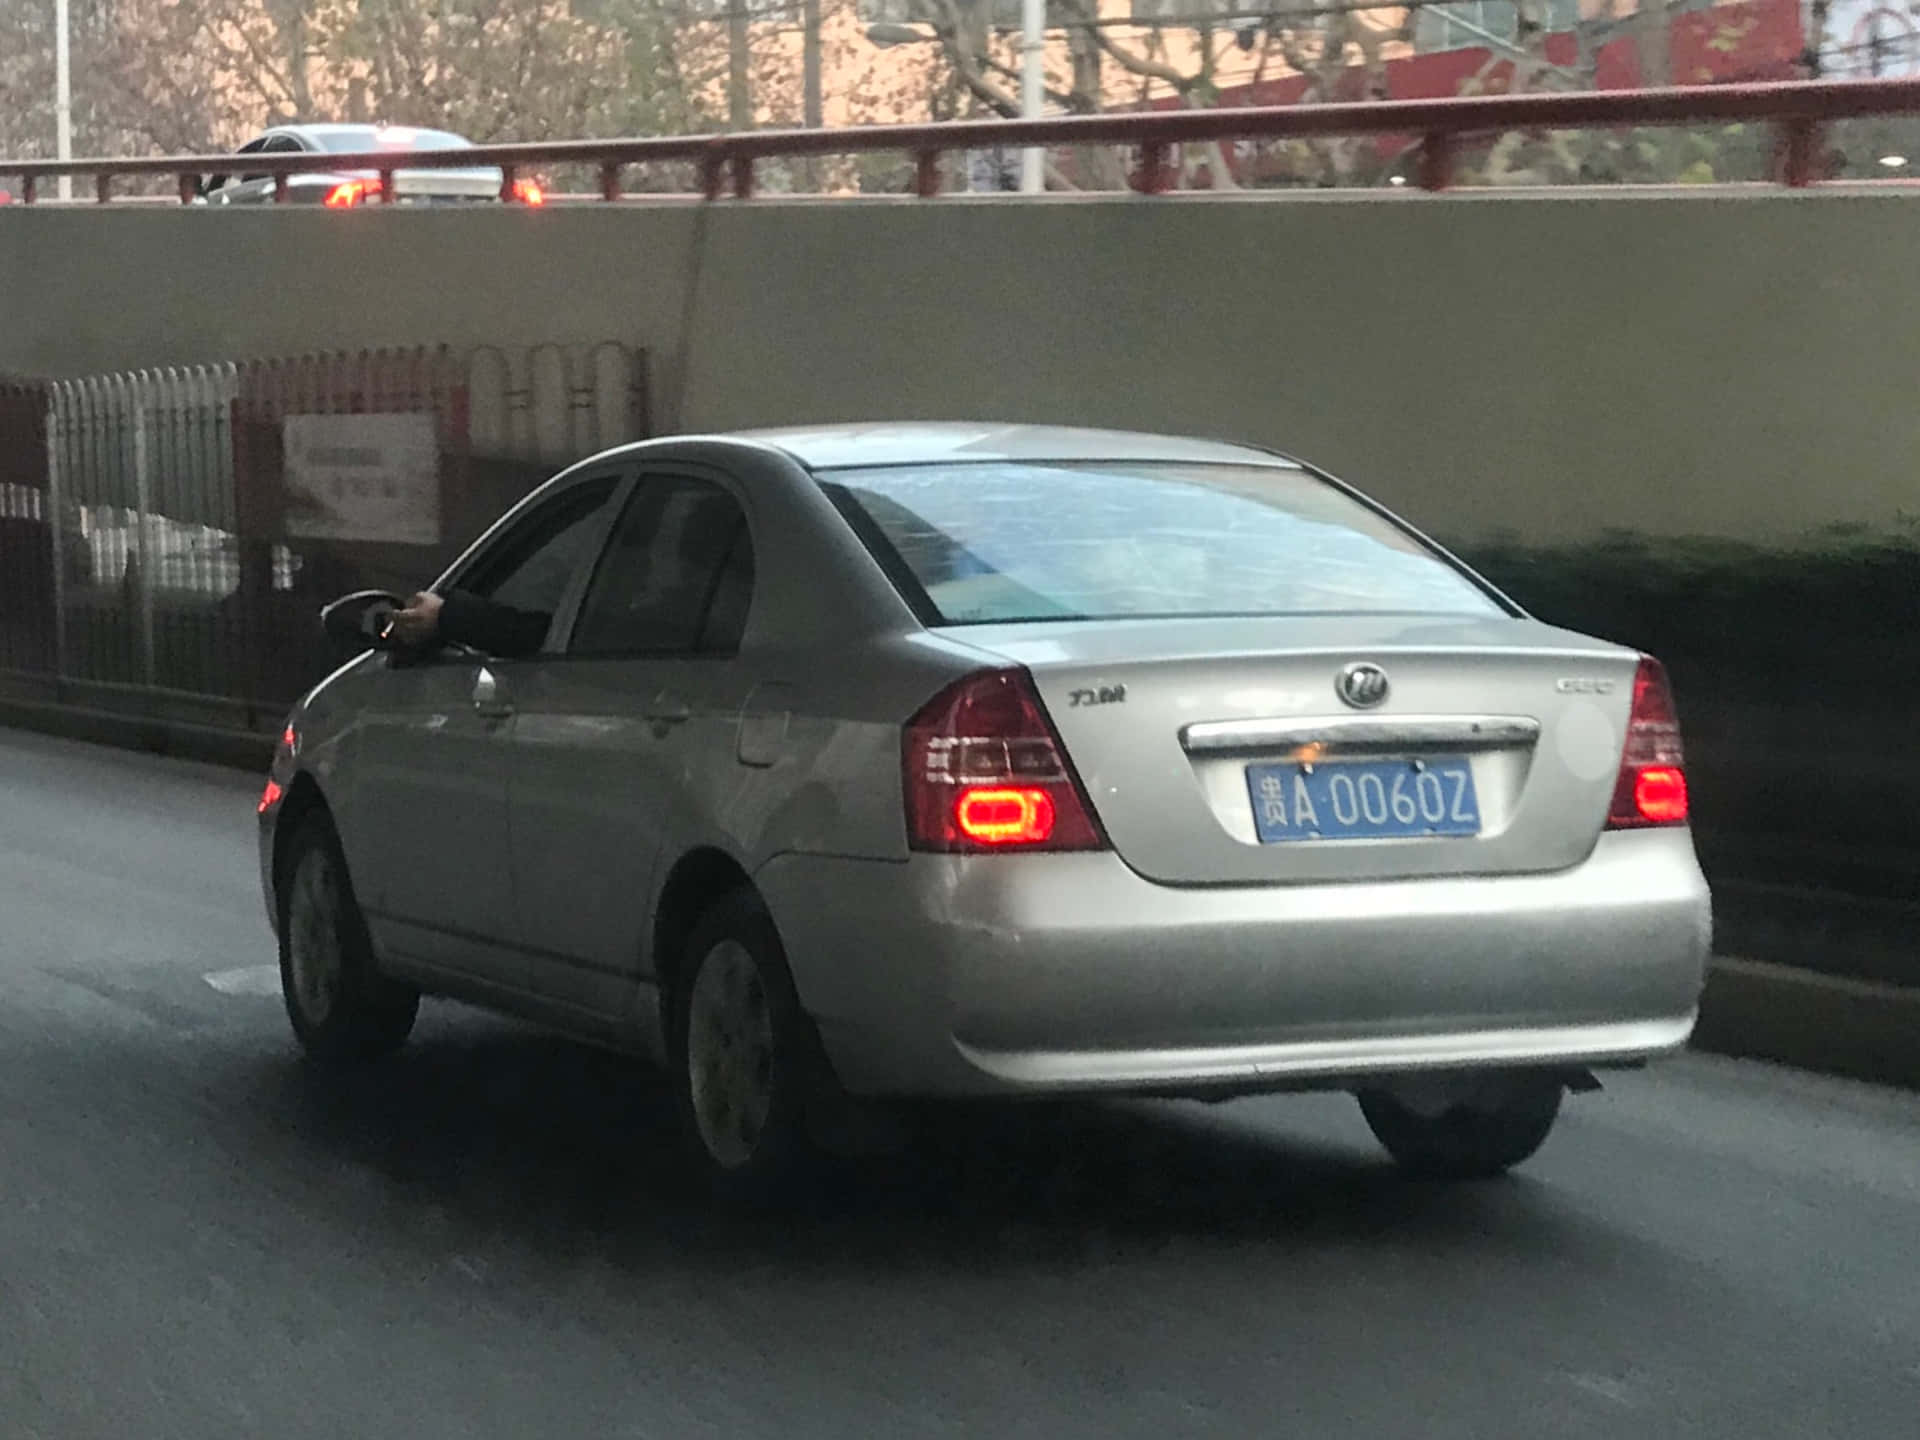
<box><xmin>314</xmin><ymin>126</ymin><xmax>471</xmax><ymax>153</ymax></box>
<box><xmin>820</xmin><ymin>461</ymin><xmax>1504</xmax><ymax>625</ymax></box>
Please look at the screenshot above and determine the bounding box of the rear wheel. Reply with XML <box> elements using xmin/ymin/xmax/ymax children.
<box><xmin>1358</xmin><ymin>1072</ymin><xmax>1563</xmax><ymax>1179</ymax></box>
<box><xmin>672</xmin><ymin>890</ymin><xmax>826</xmax><ymax>1200</ymax></box>
<box><xmin>278</xmin><ymin>815</ymin><xmax>418</xmax><ymax>1063</ymax></box>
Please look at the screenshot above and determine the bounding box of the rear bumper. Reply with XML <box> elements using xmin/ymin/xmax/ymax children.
<box><xmin>755</xmin><ymin>829</ymin><xmax>1712</xmax><ymax>1099</ymax></box>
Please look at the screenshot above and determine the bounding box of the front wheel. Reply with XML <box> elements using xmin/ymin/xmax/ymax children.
<box><xmin>672</xmin><ymin>890</ymin><xmax>827</xmax><ymax>1199</ymax></box>
<box><xmin>1358</xmin><ymin>1073</ymin><xmax>1564</xmax><ymax>1179</ymax></box>
<box><xmin>278</xmin><ymin>815</ymin><xmax>418</xmax><ymax>1063</ymax></box>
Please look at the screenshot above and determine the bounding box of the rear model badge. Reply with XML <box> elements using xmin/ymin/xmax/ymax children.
<box><xmin>1336</xmin><ymin>662</ymin><xmax>1390</xmax><ymax>710</ymax></box>
<box><xmin>1069</xmin><ymin>684</ymin><xmax>1127</xmax><ymax>708</ymax></box>
<box><xmin>1555</xmin><ymin>677</ymin><xmax>1617</xmax><ymax>695</ymax></box>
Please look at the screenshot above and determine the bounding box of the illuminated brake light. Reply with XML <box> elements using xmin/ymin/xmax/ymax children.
<box><xmin>1634</xmin><ymin>766</ymin><xmax>1688</xmax><ymax>824</ymax></box>
<box><xmin>324</xmin><ymin>178</ymin><xmax>379</xmax><ymax>208</ymax></box>
<box><xmin>1606</xmin><ymin>657</ymin><xmax>1689</xmax><ymax>828</ymax></box>
<box><xmin>904</xmin><ymin>670</ymin><xmax>1105</xmax><ymax>853</ymax></box>
<box><xmin>511</xmin><ymin>179</ymin><xmax>546</xmax><ymax>207</ymax></box>
<box><xmin>957</xmin><ymin>787</ymin><xmax>1056</xmax><ymax>845</ymax></box>
<box><xmin>258</xmin><ymin>779</ymin><xmax>284</xmax><ymax>815</ymax></box>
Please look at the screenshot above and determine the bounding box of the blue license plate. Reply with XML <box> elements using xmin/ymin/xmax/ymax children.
<box><xmin>1245</xmin><ymin>757</ymin><xmax>1481</xmax><ymax>843</ymax></box>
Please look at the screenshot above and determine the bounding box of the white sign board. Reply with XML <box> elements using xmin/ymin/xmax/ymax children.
<box><xmin>282</xmin><ymin>413</ymin><xmax>440</xmax><ymax>546</ymax></box>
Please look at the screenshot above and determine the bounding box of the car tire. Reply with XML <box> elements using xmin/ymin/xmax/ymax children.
<box><xmin>277</xmin><ymin>814</ymin><xmax>419</xmax><ymax>1063</ymax></box>
<box><xmin>672</xmin><ymin>889</ymin><xmax>827</xmax><ymax>1201</ymax></box>
<box><xmin>1357</xmin><ymin>1073</ymin><xmax>1563</xmax><ymax>1179</ymax></box>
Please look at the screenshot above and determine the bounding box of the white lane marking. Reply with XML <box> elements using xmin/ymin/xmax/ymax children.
<box><xmin>203</xmin><ymin>965</ymin><xmax>281</xmax><ymax>997</ymax></box>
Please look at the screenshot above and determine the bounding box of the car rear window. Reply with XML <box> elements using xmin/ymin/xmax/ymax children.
<box><xmin>821</xmin><ymin>461</ymin><xmax>1503</xmax><ymax>625</ymax></box>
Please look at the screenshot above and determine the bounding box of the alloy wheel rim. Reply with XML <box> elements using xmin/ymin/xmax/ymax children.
<box><xmin>686</xmin><ymin>939</ymin><xmax>775</xmax><ymax>1170</ymax></box>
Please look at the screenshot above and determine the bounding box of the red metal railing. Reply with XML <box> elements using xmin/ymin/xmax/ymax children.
<box><xmin>6</xmin><ymin>77</ymin><xmax>1920</xmax><ymax>204</ymax></box>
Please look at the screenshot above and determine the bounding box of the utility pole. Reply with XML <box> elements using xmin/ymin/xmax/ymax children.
<box><xmin>1020</xmin><ymin>0</ymin><xmax>1045</xmax><ymax>192</ymax></box>
<box><xmin>728</xmin><ymin>0</ymin><xmax>751</xmax><ymax>130</ymax></box>
<box><xmin>803</xmin><ymin>0</ymin><xmax>822</xmax><ymax>128</ymax></box>
<box><xmin>802</xmin><ymin>0</ymin><xmax>822</xmax><ymax>188</ymax></box>
<box><xmin>55</xmin><ymin>0</ymin><xmax>72</xmax><ymax>200</ymax></box>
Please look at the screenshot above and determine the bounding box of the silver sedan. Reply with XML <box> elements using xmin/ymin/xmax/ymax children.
<box><xmin>257</xmin><ymin>425</ymin><xmax>1711</xmax><ymax>1193</ymax></box>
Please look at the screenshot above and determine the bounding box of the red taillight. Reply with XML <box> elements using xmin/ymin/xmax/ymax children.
<box><xmin>1633</xmin><ymin>766</ymin><xmax>1689</xmax><ymax>824</ymax></box>
<box><xmin>904</xmin><ymin>670</ymin><xmax>1105</xmax><ymax>852</ymax></box>
<box><xmin>1606</xmin><ymin>656</ymin><xmax>1689</xmax><ymax>828</ymax></box>
<box><xmin>324</xmin><ymin>178</ymin><xmax>379</xmax><ymax>208</ymax></box>
<box><xmin>258</xmin><ymin>778</ymin><xmax>284</xmax><ymax>815</ymax></box>
<box><xmin>511</xmin><ymin>179</ymin><xmax>546</xmax><ymax>207</ymax></box>
<box><xmin>956</xmin><ymin>787</ymin><xmax>1056</xmax><ymax>846</ymax></box>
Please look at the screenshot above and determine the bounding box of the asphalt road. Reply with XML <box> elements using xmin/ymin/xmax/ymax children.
<box><xmin>3</xmin><ymin>727</ymin><xmax>1917</xmax><ymax>1440</ymax></box>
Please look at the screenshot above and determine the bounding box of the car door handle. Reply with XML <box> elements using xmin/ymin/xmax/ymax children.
<box><xmin>645</xmin><ymin>694</ymin><xmax>691</xmax><ymax>735</ymax></box>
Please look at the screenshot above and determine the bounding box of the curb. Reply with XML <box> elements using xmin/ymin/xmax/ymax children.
<box><xmin>0</xmin><ymin>696</ymin><xmax>273</xmax><ymax>772</ymax></box>
<box><xmin>1693</xmin><ymin>956</ymin><xmax>1920</xmax><ymax>1091</ymax></box>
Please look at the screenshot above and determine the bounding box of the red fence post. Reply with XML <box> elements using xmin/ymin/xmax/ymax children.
<box><xmin>1780</xmin><ymin>117</ymin><xmax>1823</xmax><ymax>187</ymax></box>
<box><xmin>1137</xmin><ymin>141</ymin><xmax>1173</xmax><ymax>195</ymax></box>
<box><xmin>915</xmin><ymin>149</ymin><xmax>941</xmax><ymax>198</ymax></box>
<box><xmin>1419</xmin><ymin>132</ymin><xmax>1454</xmax><ymax>191</ymax></box>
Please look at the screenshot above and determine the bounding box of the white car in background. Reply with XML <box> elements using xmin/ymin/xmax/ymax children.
<box><xmin>201</xmin><ymin>124</ymin><xmax>544</xmax><ymax>209</ymax></box>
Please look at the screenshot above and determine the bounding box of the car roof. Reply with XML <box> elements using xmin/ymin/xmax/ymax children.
<box><xmin>266</xmin><ymin>123</ymin><xmax>470</xmax><ymax>145</ymax></box>
<box><xmin>726</xmin><ymin>423</ymin><xmax>1299</xmax><ymax>472</ymax></box>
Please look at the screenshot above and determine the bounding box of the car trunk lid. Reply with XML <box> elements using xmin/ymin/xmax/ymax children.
<box><xmin>956</xmin><ymin>614</ymin><xmax>1642</xmax><ymax>886</ymax></box>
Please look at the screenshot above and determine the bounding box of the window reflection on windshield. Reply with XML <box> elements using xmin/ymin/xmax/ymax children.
<box><xmin>828</xmin><ymin>462</ymin><xmax>1500</xmax><ymax>624</ymax></box>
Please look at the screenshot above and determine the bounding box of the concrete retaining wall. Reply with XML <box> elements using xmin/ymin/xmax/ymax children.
<box><xmin>6</xmin><ymin>188</ymin><xmax>1920</xmax><ymax>548</ymax></box>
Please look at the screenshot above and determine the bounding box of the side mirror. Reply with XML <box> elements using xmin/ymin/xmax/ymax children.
<box><xmin>320</xmin><ymin>589</ymin><xmax>402</xmax><ymax>655</ymax></box>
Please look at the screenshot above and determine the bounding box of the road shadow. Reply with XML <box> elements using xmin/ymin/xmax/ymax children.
<box><xmin>220</xmin><ymin>1005</ymin><xmax>1591</xmax><ymax>1275</ymax></box>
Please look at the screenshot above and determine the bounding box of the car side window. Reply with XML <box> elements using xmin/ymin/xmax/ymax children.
<box><xmin>456</xmin><ymin>477</ymin><xmax>621</xmax><ymax>643</ymax></box>
<box><xmin>221</xmin><ymin>137</ymin><xmax>268</xmax><ymax>189</ymax></box>
<box><xmin>569</xmin><ymin>475</ymin><xmax>754</xmax><ymax>657</ymax></box>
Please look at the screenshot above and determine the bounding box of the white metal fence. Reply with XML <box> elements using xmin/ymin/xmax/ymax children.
<box><xmin>0</xmin><ymin>342</ymin><xmax>648</xmax><ymax>712</ymax></box>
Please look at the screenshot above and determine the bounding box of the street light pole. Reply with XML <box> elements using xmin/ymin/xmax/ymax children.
<box><xmin>1020</xmin><ymin>0</ymin><xmax>1045</xmax><ymax>192</ymax></box>
<box><xmin>55</xmin><ymin>0</ymin><xmax>72</xmax><ymax>200</ymax></box>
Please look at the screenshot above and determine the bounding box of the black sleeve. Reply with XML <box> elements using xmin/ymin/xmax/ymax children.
<box><xmin>437</xmin><ymin>589</ymin><xmax>553</xmax><ymax>659</ymax></box>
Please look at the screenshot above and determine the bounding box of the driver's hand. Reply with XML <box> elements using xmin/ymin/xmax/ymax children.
<box><xmin>385</xmin><ymin>591</ymin><xmax>444</xmax><ymax>647</ymax></box>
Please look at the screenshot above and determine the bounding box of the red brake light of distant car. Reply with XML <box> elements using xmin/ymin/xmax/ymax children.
<box><xmin>903</xmin><ymin>670</ymin><xmax>1105</xmax><ymax>852</ymax></box>
<box><xmin>324</xmin><ymin>178</ymin><xmax>379</xmax><ymax>208</ymax></box>
<box><xmin>510</xmin><ymin>179</ymin><xmax>546</xmax><ymax>207</ymax></box>
<box><xmin>1606</xmin><ymin>656</ymin><xmax>1689</xmax><ymax>828</ymax></box>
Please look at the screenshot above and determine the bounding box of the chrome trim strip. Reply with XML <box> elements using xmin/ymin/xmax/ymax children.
<box><xmin>954</xmin><ymin>1014</ymin><xmax>1696</xmax><ymax>1088</ymax></box>
<box><xmin>1180</xmin><ymin>713</ymin><xmax>1542</xmax><ymax>756</ymax></box>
